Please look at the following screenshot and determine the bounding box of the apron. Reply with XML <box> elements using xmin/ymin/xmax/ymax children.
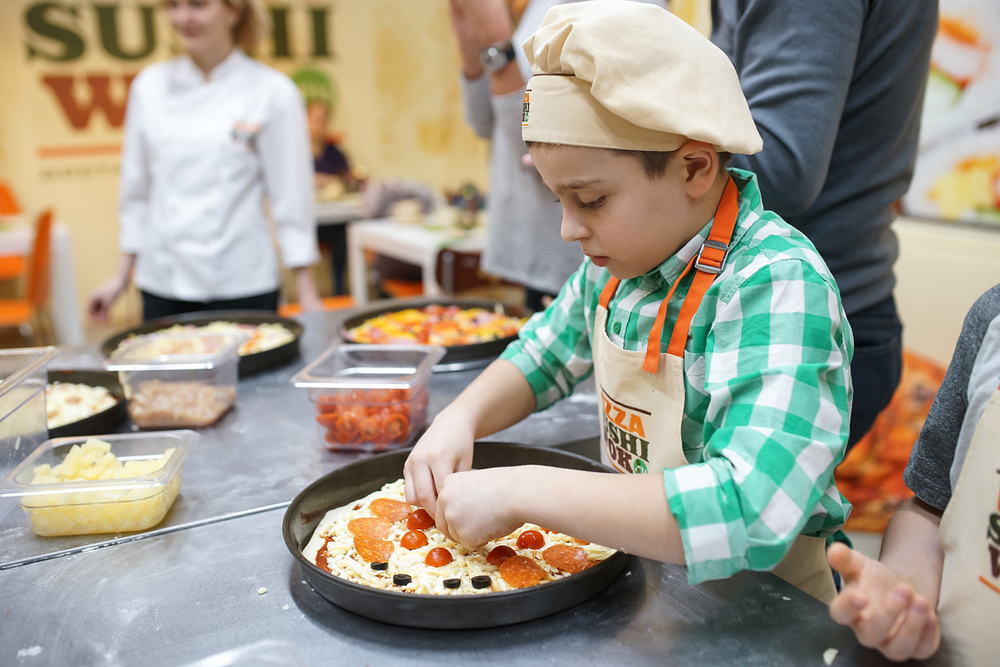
<box><xmin>592</xmin><ymin>177</ymin><xmax>836</xmax><ymax>603</ymax></box>
<box><xmin>936</xmin><ymin>382</ymin><xmax>1000</xmax><ymax>665</ymax></box>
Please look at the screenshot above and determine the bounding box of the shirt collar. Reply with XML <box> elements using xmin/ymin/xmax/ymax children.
<box><xmin>176</xmin><ymin>47</ymin><xmax>247</xmax><ymax>84</ymax></box>
<box><xmin>638</xmin><ymin>167</ymin><xmax>762</xmax><ymax>290</ymax></box>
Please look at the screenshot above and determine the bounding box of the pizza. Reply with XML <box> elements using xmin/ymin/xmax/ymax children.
<box><xmin>346</xmin><ymin>304</ymin><xmax>526</xmax><ymax>347</ymax></box>
<box><xmin>46</xmin><ymin>382</ymin><xmax>120</xmax><ymax>429</ymax></box>
<box><xmin>113</xmin><ymin>321</ymin><xmax>295</xmax><ymax>357</ymax></box>
<box><xmin>302</xmin><ymin>479</ymin><xmax>616</xmax><ymax>595</ymax></box>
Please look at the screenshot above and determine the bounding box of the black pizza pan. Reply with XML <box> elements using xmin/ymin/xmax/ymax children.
<box><xmin>99</xmin><ymin>310</ymin><xmax>304</xmax><ymax>377</ymax></box>
<box><xmin>46</xmin><ymin>369</ymin><xmax>128</xmax><ymax>439</ymax></box>
<box><xmin>338</xmin><ymin>297</ymin><xmax>524</xmax><ymax>371</ymax></box>
<box><xmin>283</xmin><ymin>442</ymin><xmax>631</xmax><ymax>629</ymax></box>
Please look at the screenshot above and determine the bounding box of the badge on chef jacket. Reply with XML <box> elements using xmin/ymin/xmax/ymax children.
<box><xmin>230</xmin><ymin>121</ymin><xmax>261</xmax><ymax>149</ymax></box>
<box><xmin>984</xmin><ymin>469</ymin><xmax>1000</xmax><ymax>594</ymax></box>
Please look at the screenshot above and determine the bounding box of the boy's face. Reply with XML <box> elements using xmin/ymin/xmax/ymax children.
<box><xmin>529</xmin><ymin>144</ymin><xmax>694</xmax><ymax>279</ymax></box>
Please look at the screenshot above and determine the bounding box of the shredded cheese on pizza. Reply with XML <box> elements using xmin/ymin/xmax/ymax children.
<box><xmin>114</xmin><ymin>321</ymin><xmax>295</xmax><ymax>357</ymax></box>
<box><xmin>302</xmin><ymin>479</ymin><xmax>616</xmax><ymax>595</ymax></box>
<box><xmin>46</xmin><ymin>382</ymin><xmax>119</xmax><ymax>429</ymax></box>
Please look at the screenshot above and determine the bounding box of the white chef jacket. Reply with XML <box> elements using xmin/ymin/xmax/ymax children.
<box><xmin>118</xmin><ymin>48</ymin><xmax>319</xmax><ymax>302</ymax></box>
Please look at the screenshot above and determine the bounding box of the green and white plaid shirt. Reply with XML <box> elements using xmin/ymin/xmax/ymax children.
<box><xmin>501</xmin><ymin>169</ymin><xmax>853</xmax><ymax>585</ymax></box>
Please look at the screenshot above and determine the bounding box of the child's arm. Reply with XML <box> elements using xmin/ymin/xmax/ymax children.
<box><xmin>403</xmin><ymin>359</ymin><xmax>536</xmax><ymax>513</ymax></box>
<box><xmin>433</xmin><ymin>464</ymin><xmax>686</xmax><ymax>563</ymax></box>
<box><xmin>828</xmin><ymin>497</ymin><xmax>943</xmax><ymax>661</ymax></box>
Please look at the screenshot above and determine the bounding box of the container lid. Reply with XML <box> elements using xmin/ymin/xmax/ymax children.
<box><xmin>291</xmin><ymin>344</ymin><xmax>445</xmax><ymax>390</ymax></box>
<box><xmin>104</xmin><ymin>332</ymin><xmax>244</xmax><ymax>372</ymax></box>
<box><xmin>0</xmin><ymin>430</ymin><xmax>198</xmax><ymax>499</ymax></box>
<box><xmin>0</xmin><ymin>346</ymin><xmax>58</xmax><ymax>396</ymax></box>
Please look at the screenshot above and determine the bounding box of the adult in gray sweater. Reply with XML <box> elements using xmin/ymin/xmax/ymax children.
<box><xmin>711</xmin><ymin>0</ymin><xmax>939</xmax><ymax>448</ymax></box>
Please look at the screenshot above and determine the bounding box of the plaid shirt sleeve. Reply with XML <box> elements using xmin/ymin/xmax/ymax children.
<box><xmin>500</xmin><ymin>262</ymin><xmax>596</xmax><ymax>409</ymax></box>
<box><xmin>662</xmin><ymin>258</ymin><xmax>853</xmax><ymax>584</ymax></box>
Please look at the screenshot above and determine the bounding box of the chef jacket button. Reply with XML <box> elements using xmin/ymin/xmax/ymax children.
<box><xmin>613</xmin><ymin>321</ymin><xmax>621</xmax><ymax>334</ymax></box>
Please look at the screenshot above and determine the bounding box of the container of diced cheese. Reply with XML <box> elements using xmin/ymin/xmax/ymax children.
<box><xmin>0</xmin><ymin>430</ymin><xmax>197</xmax><ymax>536</ymax></box>
<box><xmin>104</xmin><ymin>331</ymin><xmax>243</xmax><ymax>429</ymax></box>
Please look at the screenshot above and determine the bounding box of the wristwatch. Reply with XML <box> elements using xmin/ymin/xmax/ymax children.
<box><xmin>479</xmin><ymin>40</ymin><xmax>517</xmax><ymax>73</ymax></box>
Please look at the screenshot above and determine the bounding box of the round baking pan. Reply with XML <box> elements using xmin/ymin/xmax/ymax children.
<box><xmin>46</xmin><ymin>369</ymin><xmax>128</xmax><ymax>439</ymax></box>
<box><xmin>339</xmin><ymin>297</ymin><xmax>524</xmax><ymax>372</ymax></box>
<box><xmin>99</xmin><ymin>310</ymin><xmax>304</xmax><ymax>377</ymax></box>
<box><xmin>283</xmin><ymin>442</ymin><xmax>631</xmax><ymax>629</ymax></box>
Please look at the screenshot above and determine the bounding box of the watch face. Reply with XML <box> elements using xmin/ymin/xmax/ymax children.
<box><xmin>481</xmin><ymin>43</ymin><xmax>513</xmax><ymax>72</ymax></box>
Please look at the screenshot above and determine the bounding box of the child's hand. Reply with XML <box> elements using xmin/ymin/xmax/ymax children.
<box><xmin>827</xmin><ymin>542</ymin><xmax>941</xmax><ymax>661</ymax></box>
<box><xmin>434</xmin><ymin>466</ymin><xmax>526</xmax><ymax>548</ymax></box>
<box><xmin>403</xmin><ymin>412</ymin><xmax>476</xmax><ymax>515</ymax></box>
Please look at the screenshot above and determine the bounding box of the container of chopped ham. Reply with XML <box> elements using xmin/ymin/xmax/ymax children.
<box><xmin>104</xmin><ymin>331</ymin><xmax>244</xmax><ymax>429</ymax></box>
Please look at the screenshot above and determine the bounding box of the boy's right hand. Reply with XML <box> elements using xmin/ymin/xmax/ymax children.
<box><xmin>827</xmin><ymin>542</ymin><xmax>941</xmax><ymax>661</ymax></box>
<box><xmin>403</xmin><ymin>410</ymin><xmax>476</xmax><ymax>515</ymax></box>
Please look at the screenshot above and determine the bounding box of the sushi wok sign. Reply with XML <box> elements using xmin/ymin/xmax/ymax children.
<box><xmin>14</xmin><ymin>0</ymin><xmax>334</xmax><ymax>176</ymax></box>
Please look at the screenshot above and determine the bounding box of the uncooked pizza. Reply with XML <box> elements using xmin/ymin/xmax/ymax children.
<box><xmin>346</xmin><ymin>305</ymin><xmax>526</xmax><ymax>346</ymax></box>
<box><xmin>114</xmin><ymin>321</ymin><xmax>295</xmax><ymax>357</ymax></box>
<box><xmin>46</xmin><ymin>382</ymin><xmax>120</xmax><ymax>429</ymax></box>
<box><xmin>302</xmin><ymin>479</ymin><xmax>616</xmax><ymax>595</ymax></box>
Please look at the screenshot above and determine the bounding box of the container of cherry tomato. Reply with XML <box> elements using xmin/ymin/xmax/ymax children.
<box><xmin>291</xmin><ymin>344</ymin><xmax>445</xmax><ymax>452</ymax></box>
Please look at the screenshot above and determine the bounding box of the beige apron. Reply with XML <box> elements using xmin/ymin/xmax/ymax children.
<box><xmin>592</xmin><ymin>178</ymin><xmax>836</xmax><ymax>603</ymax></box>
<box><xmin>936</xmin><ymin>383</ymin><xmax>1000</xmax><ymax>665</ymax></box>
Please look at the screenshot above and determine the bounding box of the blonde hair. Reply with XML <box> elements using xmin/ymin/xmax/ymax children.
<box><xmin>225</xmin><ymin>0</ymin><xmax>271</xmax><ymax>52</ymax></box>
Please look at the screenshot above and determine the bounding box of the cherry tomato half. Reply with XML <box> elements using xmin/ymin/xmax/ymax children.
<box><xmin>383</xmin><ymin>413</ymin><xmax>410</xmax><ymax>441</ymax></box>
<box><xmin>400</xmin><ymin>530</ymin><xmax>429</xmax><ymax>550</ymax></box>
<box><xmin>407</xmin><ymin>509</ymin><xmax>434</xmax><ymax>530</ymax></box>
<box><xmin>516</xmin><ymin>529</ymin><xmax>545</xmax><ymax>550</ymax></box>
<box><xmin>425</xmin><ymin>547</ymin><xmax>453</xmax><ymax>567</ymax></box>
<box><xmin>359</xmin><ymin>415</ymin><xmax>381</xmax><ymax>441</ymax></box>
<box><xmin>486</xmin><ymin>545</ymin><xmax>516</xmax><ymax>566</ymax></box>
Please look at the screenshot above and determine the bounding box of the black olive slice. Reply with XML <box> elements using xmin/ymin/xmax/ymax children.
<box><xmin>370</xmin><ymin>562</ymin><xmax>389</xmax><ymax>571</ymax></box>
<box><xmin>442</xmin><ymin>578</ymin><xmax>461</xmax><ymax>589</ymax></box>
<box><xmin>392</xmin><ymin>573</ymin><xmax>412</xmax><ymax>586</ymax></box>
<box><xmin>471</xmin><ymin>575</ymin><xmax>492</xmax><ymax>589</ymax></box>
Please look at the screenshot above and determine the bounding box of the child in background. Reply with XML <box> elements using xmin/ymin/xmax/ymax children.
<box><xmin>829</xmin><ymin>283</ymin><xmax>1000</xmax><ymax>664</ymax></box>
<box><xmin>404</xmin><ymin>1</ymin><xmax>853</xmax><ymax>603</ymax></box>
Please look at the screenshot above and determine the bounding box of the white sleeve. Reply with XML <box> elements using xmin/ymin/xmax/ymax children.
<box><xmin>257</xmin><ymin>76</ymin><xmax>319</xmax><ymax>269</ymax></box>
<box><xmin>117</xmin><ymin>73</ymin><xmax>150</xmax><ymax>254</ymax></box>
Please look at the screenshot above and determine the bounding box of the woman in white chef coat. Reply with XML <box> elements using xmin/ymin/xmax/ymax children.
<box><xmin>88</xmin><ymin>0</ymin><xmax>323</xmax><ymax>322</ymax></box>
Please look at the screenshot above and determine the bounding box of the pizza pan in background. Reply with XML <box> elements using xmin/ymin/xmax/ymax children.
<box><xmin>283</xmin><ymin>442</ymin><xmax>631</xmax><ymax>629</ymax></box>
<box><xmin>338</xmin><ymin>297</ymin><xmax>526</xmax><ymax>372</ymax></box>
<box><xmin>46</xmin><ymin>369</ymin><xmax>128</xmax><ymax>439</ymax></box>
<box><xmin>99</xmin><ymin>310</ymin><xmax>304</xmax><ymax>377</ymax></box>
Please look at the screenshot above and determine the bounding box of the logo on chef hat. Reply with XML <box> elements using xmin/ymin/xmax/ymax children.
<box><xmin>522</xmin><ymin>89</ymin><xmax>530</xmax><ymax>127</ymax></box>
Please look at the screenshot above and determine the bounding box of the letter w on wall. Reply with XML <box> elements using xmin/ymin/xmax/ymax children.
<box><xmin>40</xmin><ymin>74</ymin><xmax>136</xmax><ymax>130</ymax></box>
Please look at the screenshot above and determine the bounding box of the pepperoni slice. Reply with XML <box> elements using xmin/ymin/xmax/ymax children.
<box><xmin>347</xmin><ymin>516</ymin><xmax>391</xmax><ymax>539</ymax></box>
<box><xmin>369</xmin><ymin>498</ymin><xmax>412</xmax><ymax>523</ymax></box>
<box><xmin>354</xmin><ymin>535</ymin><xmax>394</xmax><ymax>563</ymax></box>
<box><xmin>498</xmin><ymin>555</ymin><xmax>546</xmax><ymax>589</ymax></box>
<box><xmin>542</xmin><ymin>545</ymin><xmax>589</xmax><ymax>573</ymax></box>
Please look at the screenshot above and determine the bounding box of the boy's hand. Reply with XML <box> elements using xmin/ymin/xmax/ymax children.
<box><xmin>434</xmin><ymin>467</ymin><xmax>525</xmax><ymax>547</ymax></box>
<box><xmin>403</xmin><ymin>412</ymin><xmax>476</xmax><ymax>515</ymax></box>
<box><xmin>827</xmin><ymin>542</ymin><xmax>941</xmax><ymax>661</ymax></box>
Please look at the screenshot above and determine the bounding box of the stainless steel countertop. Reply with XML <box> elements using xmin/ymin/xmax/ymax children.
<box><xmin>0</xmin><ymin>308</ymin><xmax>941</xmax><ymax>665</ymax></box>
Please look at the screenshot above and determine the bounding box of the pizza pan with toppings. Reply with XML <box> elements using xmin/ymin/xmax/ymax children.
<box><xmin>100</xmin><ymin>310</ymin><xmax>304</xmax><ymax>377</ymax></box>
<box><xmin>283</xmin><ymin>442</ymin><xmax>631</xmax><ymax>629</ymax></box>
<box><xmin>46</xmin><ymin>369</ymin><xmax>128</xmax><ymax>439</ymax></box>
<box><xmin>338</xmin><ymin>297</ymin><xmax>527</xmax><ymax>372</ymax></box>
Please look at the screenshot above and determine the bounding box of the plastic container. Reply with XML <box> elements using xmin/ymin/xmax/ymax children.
<box><xmin>291</xmin><ymin>344</ymin><xmax>445</xmax><ymax>452</ymax></box>
<box><xmin>0</xmin><ymin>430</ymin><xmax>197</xmax><ymax>536</ymax></box>
<box><xmin>105</xmin><ymin>332</ymin><xmax>243</xmax><ymax>429</ymax></box>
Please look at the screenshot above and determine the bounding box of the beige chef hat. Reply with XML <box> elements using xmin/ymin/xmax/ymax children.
<box><xmin>521</xmin><ymin>1</ymin><xmax>762</xmax><ymax>155</ymax></box>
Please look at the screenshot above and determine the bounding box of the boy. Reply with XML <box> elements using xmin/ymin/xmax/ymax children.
<box><xmin>404</xmin><ymin>1</ymin><xmax>853</xmax><ymax>603</ymax></box>
<box><xmin>828</xmin><ymin>283</ymin><xmax>1000</xmax><ymax>664</ymax></box>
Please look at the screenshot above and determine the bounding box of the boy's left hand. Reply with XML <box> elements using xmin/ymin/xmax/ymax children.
<box><xmin>434</xmin><ymin>466</ymin><xmax>527</xmax><ymax>548</ymax></box>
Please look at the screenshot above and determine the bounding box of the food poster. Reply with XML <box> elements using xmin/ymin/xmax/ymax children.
<box><xmin>902</xmin><ymin>0</ymin><xmax>1000</xmax><ymax>228</ymax></box>
<box><xmin>0</xmin><ymin>0</ymin><xmax>489</xmax><ymax>321</ymax></box>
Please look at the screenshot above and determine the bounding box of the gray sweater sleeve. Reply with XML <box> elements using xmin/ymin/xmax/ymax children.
<box><xmin>903</xmin><ymin>284</ymin><xmax>1000</xmax><ymax>510</ymax></box>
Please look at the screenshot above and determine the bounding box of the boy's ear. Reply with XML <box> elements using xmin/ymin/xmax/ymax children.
<box><xmin>676</xmin><ymin>141</ymin><xmax>719</xmax><ymax>198</ymax></box>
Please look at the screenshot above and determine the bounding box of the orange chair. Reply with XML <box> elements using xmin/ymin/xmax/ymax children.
<box><xmin>278</xmin><ymin>295</ymin><xmax>355</xmax><ymax>318</ymax></box>
<box><xmin>0</xmin><ymin>182</ymin><xmax>26</xmax><ymax>280</ymax></box>
<box><xmin>0</xmin><ymin>209</ymin><xmax>53</xmax><ymax>344</ymax></box>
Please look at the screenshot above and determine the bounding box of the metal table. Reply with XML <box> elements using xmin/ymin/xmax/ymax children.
<box><xmin>0</xmin><ymin>308</ymin><xmax>943</xmax><ymax>665</ymax></box>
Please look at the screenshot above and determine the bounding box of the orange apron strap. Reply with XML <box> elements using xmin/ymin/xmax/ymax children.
<box><xmin>599</xmin><ymin>276</ymin><xmax>621</xmax><ymax>309</ymax></box>
<box><xmin>645</xmin><ymin>177</ymin><xmax>741</xmax><ymax>373</ymax></box>
<box><xmin>643</xmin><ymin>257</ymin><xmax>695</xmax><ymax>373</ymax></box>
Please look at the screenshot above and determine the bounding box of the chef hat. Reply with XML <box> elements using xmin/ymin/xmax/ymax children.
<box><xmin>521</xmin><ymin>1</ymin><xmax>762</xmax><ymax>155</ymax></box>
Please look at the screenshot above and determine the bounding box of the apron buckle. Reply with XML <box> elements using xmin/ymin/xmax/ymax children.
<box><xmin>695</xmin><ymin>239</ymin><xmax>729</xmax><ymax>274</ymax></box>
